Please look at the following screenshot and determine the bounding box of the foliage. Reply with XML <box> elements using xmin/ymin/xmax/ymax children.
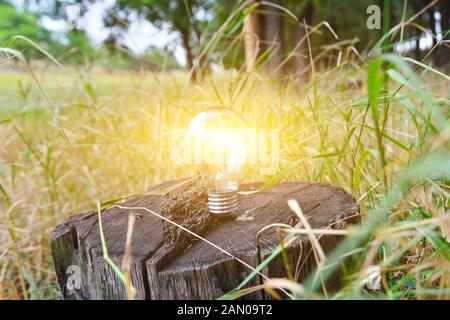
<box><xmin>0</xmin><ymin>2</ymin><xmax>52</xmax><ymax>59</ymax></box>
<box><xmin>0</xmin><ymin>2</ymin><xmax>96</xmax><ymax>64</ymax></box>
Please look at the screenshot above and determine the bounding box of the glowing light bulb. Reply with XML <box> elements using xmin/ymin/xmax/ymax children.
<box><xmin>189</xmin><ymin>108</ymin><xmax>247</xmax><ymax>218</ymax></box>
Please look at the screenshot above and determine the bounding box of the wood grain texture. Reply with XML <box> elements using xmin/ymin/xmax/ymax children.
<box><xmin>51</xmin><ymin>180</ymin><xmax>359</xmax><ymax>300</ymax></box>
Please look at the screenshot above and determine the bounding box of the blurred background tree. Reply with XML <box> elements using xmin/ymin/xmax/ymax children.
<box><xmin>0</xmin><ymin>1</ymin><xmax>52</xmax><ymax>59</ymax></box>
<box><xmin>1</xmin><ymin>0</ymin><xmax>449</xmax><ymax>75</ymax></box>
<box><xmin>0</xmin><ymin>0</ymin><xmax>96</xmax><ymax>63</ymax></box>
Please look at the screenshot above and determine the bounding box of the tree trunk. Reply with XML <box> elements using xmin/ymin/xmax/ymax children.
<box><xmin>293</xmin><ymin>2</ymin><xmax>314</xmax><ymax>85</ymax></box>
<box><xmin>180</xmin><ymin>29</ymin><xmax>196</xmax><ymax>82</ymax></box>
<box><xmin>428</xmin><ymin>6</ymin><xmax>436</xmax><ymax>49</ymax></box>
<box><xmin>262</xmin><ymin>0</ymin><xmax>284</xmax><ymax>76</ymax></box>
<box><xmin>414</xmin><ymin>28</ymin><xmax>422</xmax><ymax>60</ymax></box>
<box><xmin>434</xmin><ymin>0</ymin><xmax>450</xmax><ymax>68</ymax></box>
<box><xmin>411</xmin><ymin>0</ymin><xmax>425</xmax><ymax>60</ymax></box>
<box><xmin>243</xmin><ymin>0</ymin><xmax>259</xmax><ymax>72</ymax></box>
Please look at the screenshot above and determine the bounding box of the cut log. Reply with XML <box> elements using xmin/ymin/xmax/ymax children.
<box><xmin>51</xmin><ymin>180</ymin><xmax>359</xmax><ymax>300</ymax></box>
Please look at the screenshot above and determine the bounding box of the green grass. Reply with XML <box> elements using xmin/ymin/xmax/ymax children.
<box><xmin>0</xmin><ymin>18</ymin><xmax>449</xmax><ymax>300</ymax></box>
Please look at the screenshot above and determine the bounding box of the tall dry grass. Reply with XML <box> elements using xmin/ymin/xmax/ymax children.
<box><xmin>0</xmin><ymin>4</ymin><xmax>449</xmax><ymax>299</ymax></box>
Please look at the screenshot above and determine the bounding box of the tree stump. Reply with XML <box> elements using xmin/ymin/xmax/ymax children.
<box><xmin>51</xmin><ymin>179</ymin><xmax>359</xmax><ymax>300</ymax></box>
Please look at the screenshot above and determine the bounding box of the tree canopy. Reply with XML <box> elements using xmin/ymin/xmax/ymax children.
<box><xmin>0</xmin><ymin>1</ymin><xmax>96</xmax><ymax>63</ymax></box>
<box><xmin>2</xmin><ymin>0</ymin><xmax>448</xmax><ymax>73</ymax></box>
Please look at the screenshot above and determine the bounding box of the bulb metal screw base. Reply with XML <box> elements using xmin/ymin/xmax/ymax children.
<box><xmin>207</xmin><ymin>188</ymin><xmax>238</xmax><ymax>218</ymax></box>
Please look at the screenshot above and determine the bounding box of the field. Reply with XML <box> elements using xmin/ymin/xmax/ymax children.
<box><xmin>0</xmin><ymin>49</ymin><xmax>449</xmax><ymax>299</ymax></box>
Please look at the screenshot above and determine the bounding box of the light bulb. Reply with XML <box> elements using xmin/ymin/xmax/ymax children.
<box><xmin>188</xmin><ymin>108</ymin><xmax>247</xmax><ymax>218</ymax></box>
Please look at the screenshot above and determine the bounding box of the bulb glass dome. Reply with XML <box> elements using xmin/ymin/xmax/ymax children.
<box><xmin>188</xmin><ymin>108</ymin><xmax>247</xmax><ymax>192</ymax></box>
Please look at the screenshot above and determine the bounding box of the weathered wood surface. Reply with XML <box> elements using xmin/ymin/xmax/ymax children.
<box><xmin>51</xmin><ymin>180</ymin><xmax>359</xmax><ymax>300</ymax></box>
